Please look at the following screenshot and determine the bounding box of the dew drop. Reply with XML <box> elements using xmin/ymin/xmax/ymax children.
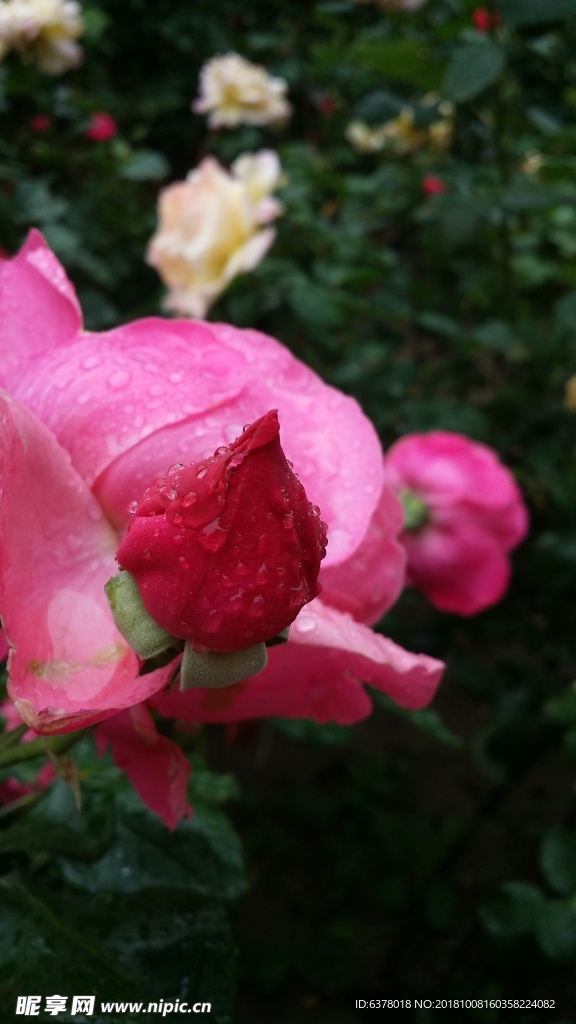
<box><xmin>214</xmin><ymin>446</ymin><xmax>230</xmax><ymax>457</ymax></box>
<box><xmin>172</xmin><ymin>512</ymin><xmax>183</xmax><ymax>526</ymax></box>
<box><xmin>196</xmin><ymin>464</ymin><xmax>208</xmax><ymax>479</ymax></box>
<box><xmin>108</xmin><ymin>370</ymin><xmax>131</xmax><ymax>390</ymax></box>
<box><xmin>153</xmin><ymin>528</ymin><xmax>161</xmax><ymax>538</ymax></box>
<box><xmin>297</xmin><ymin>614</ymin><xmax>316</xmax><ymax>633</ymax></box>
<box><xmin>228</xmin><ymin>455</ymin><xmax>244</xmax><ymax>469</ymax></box>
<box><xmin>178</xmin><ymin>556</ymin><xmax>190</xmax><ymax>568</ymax></box>
<box><xmin>283</xmin><ymin>515</ymin><xmax>294</xmax><ymax>530</ymax></box>
<box><xmin>234</xmin><ymin>562</ymin><xmax>248</xmax><ymax>576</ymax></box>
<box><xmin>166</xmin><ymin>488</ymin><xmax>178</xmax><ymax>501</ymax></box>
<box><xmin>180</xmin><ymin>490</ymin><xmax>198</xmax><ymax>508</ymax></box>
<box><xmin>81</xmin><ymin>355</ymin><xmax>101</xmax><ymax>370</ymax></box>
<box><xmin>128</xmin><ymin>500</ymin><xmax>139</xmax><ymax>515</ymax></box>
<box><xmin>309</xmin><ymin>505</ymin><xmax>321</xmax><ymax>517</ymax></box>
<box><xmin>168</xmin><ymin>463</ymin><xmax>185</xmax><ymax>475</ymax></box>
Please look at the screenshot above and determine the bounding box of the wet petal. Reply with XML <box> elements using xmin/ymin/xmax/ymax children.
<box><xmin>96</xmin><ymin>704</ymin><xmax>192</xmax><ymax>829</ymax></box>
<box><xmin>0</xmin><ymin>394</ymin><xmax>169</xmax><ymax>733</ymax></box>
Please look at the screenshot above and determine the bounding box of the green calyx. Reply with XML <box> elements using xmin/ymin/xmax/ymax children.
<box><xmin>105</xmin><ymin>571</ymin><xmax>287</xmax><ymax>689</ymax></box>
<box><xmin>105</xmin><ymin>570</ymin><xmax>176</xmax><ymax>660</ymax></box>
<box><xmin>399</xmin><ymin>489</ymin><xmax>430</xmax><ymax>531</ymax></box>
<box><xmin>179</xmin><ymin>642</ymin><xmax>268</xmax><ymax>691</ymax></box>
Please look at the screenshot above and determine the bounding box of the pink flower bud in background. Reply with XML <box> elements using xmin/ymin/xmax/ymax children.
<box><xmin>385</xmin><ymin>431</ymin><xmax>529</xmax><ymax>616</ymax></box>
<box><xmin>85</xmin><ymin>111</ymin><xmax>118</xmax><ymax>142</ymax></box>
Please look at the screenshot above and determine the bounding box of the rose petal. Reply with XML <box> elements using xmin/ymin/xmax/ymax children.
<box><xmin>96</xmin><ymin>704</ymin><xmax>192</xmax><ymax>829</ymax></box>
<box><xmin>0</xmin><ymin>394</ymin><xmax>170</xmax><ymax>733</ymax></box>
<box><xmin>151</xmin><ymin>597</ymin><xmax>443</xmax><ymax>724</ymax></box>
<box><xmin>320</xmin><ymin>482</ymin><xmax>406</xmax><ymax>624</ymax></box>
<box><xmin>0</xmin><ymin>229</ymin><xmax>81</xmax><ymax>388</ymax></box>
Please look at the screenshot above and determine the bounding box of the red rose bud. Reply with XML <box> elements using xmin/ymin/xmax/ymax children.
<box><xmin>472</xmin><ymin>7</ymin><xmax>502</xmax><ymax>31</ymax></box>
<box><xmin>423</xmin><ymin>175</ymin><xmax>448</xmax><ymax>197</ymax></box>
<box><xmin>85</xmin><ymin>111</ymin><xmax>118</xmax><ymax>141</ymax></box>
<box><xmin>116</xmin><ymin>410</ymin><xmax>327</xmax><ymax>653</ymax></box>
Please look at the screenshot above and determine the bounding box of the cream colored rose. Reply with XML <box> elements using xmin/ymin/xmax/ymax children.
<box><xmin>347</xmin><ymin>107</ymin><xmax>453</xmax><ymax>156</ymax></box>
<box><xmin>192</xmin><ymin>52</ymin><xmax>291</xmax><ymax>129</ymax></box>
<box><xmin>146</xmin><ymin>152</ymin><xmax>284</xmax><ymax>318</ymax></box>
<box><xmin>345</xmin><ymin>121</ymin><xmax>388</xmax><ymax>154</ymax></box>
<box><xmin>0</xmin><ymin>0</ymin><xmax>84</xmax><ymax>74</ymax></box>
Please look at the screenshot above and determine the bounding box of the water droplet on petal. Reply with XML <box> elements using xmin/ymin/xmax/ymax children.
<box><xmin>81</xmin><ymin>355</ymin><xmax>101</xmax><ymax>370</ymax></box>
<box><xmin>180</xmin><ymin>491</ymin><xmax>198</xmax><ymax>508</ymax></box>
<box><xmin>166</xmin><ymin>488</ymin><xmax>178</xmax><ymax>501</ymax></box>
<box><xmin>196</xmin><ymin>464</ymin><xmax>208</xmax><ymax>479</ymax></box>
<box><xmin>128</xmin><ymin>500</ymin><xmax>139</xmax><ymax>515</ymax></box>
<box><xmin>172</xmin><ymin>512</ymin><xmax>183</xmax><ymax>526</ymax></box>
<box><xmin>178</xmin><ymin>556</ymin><xmax>190</xmax><ymax>568</ymax></box>
<box><xmin>108</xmin><ymin>370</ymin><xmax>131</xmax><ymax>390</ymax></box>
<box><xmin>214</xmin><ymin>446</ymin><xmax>230</xmax><ymax>457</ymax></box>
<box><xmin>297</xmin><ymin>614</ymin><xmax>316</xmax><ymax>633</ymax></box>
<box><xmin>168</xmin><ymin>463</ymin><xmax>185</xmax><ymax>475</ymax></box>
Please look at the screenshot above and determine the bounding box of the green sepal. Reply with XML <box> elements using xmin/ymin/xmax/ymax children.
<box><xmin>105</xmin><ymin>570</ymin><xmax>176</xmax><ymax>660</ymax></box>
<box><xmin>179</xmin><ymin>642</ymin><xmax>268</xmax><ymax>691</ymax></box>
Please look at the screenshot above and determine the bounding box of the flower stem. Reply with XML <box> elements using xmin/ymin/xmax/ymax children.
<box><xmin>0</xmin><ymin>729</ymin><xmax>89</xmax><ymax>769</ymax></box>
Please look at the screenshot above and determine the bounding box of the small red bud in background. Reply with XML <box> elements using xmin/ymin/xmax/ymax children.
<box><xmin>423</xmin><ymin>175</ymin><xmax>448</xmax><ymax>196</ymax></box>
<box><xmin>319</xmin><ymin>94</ymin><xmax>336</xmax><ymax>116</ymax></box>
<box><xmin>85</xmin><ymin>111</ymin><xmax>118</xmax><ymax>142</ymax></box>
<box><xmin>472</xmin><ymin>7</ymin><xmax>502</xmax><ymax>31</ymax></box>
<box><xmin>30</xmin><ymin>114</ymin><xmax>51</xmax><ymax>133</ymax></box>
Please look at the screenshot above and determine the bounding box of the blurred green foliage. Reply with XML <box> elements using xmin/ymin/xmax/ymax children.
<box><xmin>2</xmin><ymin>0</ymin><xmax>576</xmax><ymax>1020</ymax></box>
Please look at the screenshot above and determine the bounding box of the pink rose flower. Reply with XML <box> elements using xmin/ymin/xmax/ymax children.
<box><xmin>0</xmin><ymin>231</ymin><xmax>444</xmax><ymax>822</ymax></box>
<box><xmin>85</xmin><ymin>111</ymin><xmax>118</xmax><ymax>142</ymax></box>
<box><xmin>385</xmin><ymin>431</ymin><xmax>529</xmax><ymax>615</ymax></box>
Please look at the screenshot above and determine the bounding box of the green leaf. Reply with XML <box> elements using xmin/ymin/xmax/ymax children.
<box><xmin>119</xmin><ymin>150</ymin><xmax>170</xmax><ymax>181</ymax></box>
<box><xmin>0</xmin><ymin>877</ymin><xmax>236</xmax><ymax>1022</ymax></box>
<box><xmin>541</xmin><ymin>827</ymin><xmax>576</xmax><ymax>895</ymax></box>
<box><xmin>351</xmin><ymin>39</ymin><xmax>443</xmax><ymax>90</ymax></box>
<box><xmin>60</xmin><ymin>800</ymin><xmax>246</xmax><ymax>901</ymax></box>
<box><xmin>499</xmin><ymin>0</ymin><xmax>575</xmax><ymax>26</ymax></box>
<box><xmin>443</xmin><ymin>40</ymin><xmax>505</xmax><ymax>103</ymax></box>
<box><xmin>479</xmin><ymin>882</ymin><xmax>545</xmax><ymax>938</ymax></box>
<box><xmin>0</xmin><ymin>781</ymin><xmax>114</xmax><ymax>861</ymax></box>
<box><xmin>536</xmin><ymin>899</ymin><xmax>576</xmax><ymax>959</ymax></box>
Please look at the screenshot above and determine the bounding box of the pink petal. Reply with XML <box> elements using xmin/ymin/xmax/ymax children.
<box><xmin>151</xmin><ymin>598</ymin><xmax>444</xmax><ymax>725</ymax></box>
<box><xmin>320</xmin><ymin>482</ymin><xmax>407</xmax><ymax>624</ymax></box>
<box><xmin>13</xmin><ymin>315</ymin><xmax>383</xmax><ymax>569</ymax></box>
<box><xmin>404</xmin><ymin>520</ymin><xmax>512</xmax><ymax>615</ymax></box>
<box><xmin>96</xmin><ymin>704</ymin><xmax>192</xmax><ymax>829</ymax></box>
<box><xmin>0</xmin><ymin>394</ymin><xmax>171</xmax><ymax>734</ymax></box>
<box><xmin>0</xmin><ymin>230</ymin><xmax>81</xmax><ymax>389</ymax></box>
